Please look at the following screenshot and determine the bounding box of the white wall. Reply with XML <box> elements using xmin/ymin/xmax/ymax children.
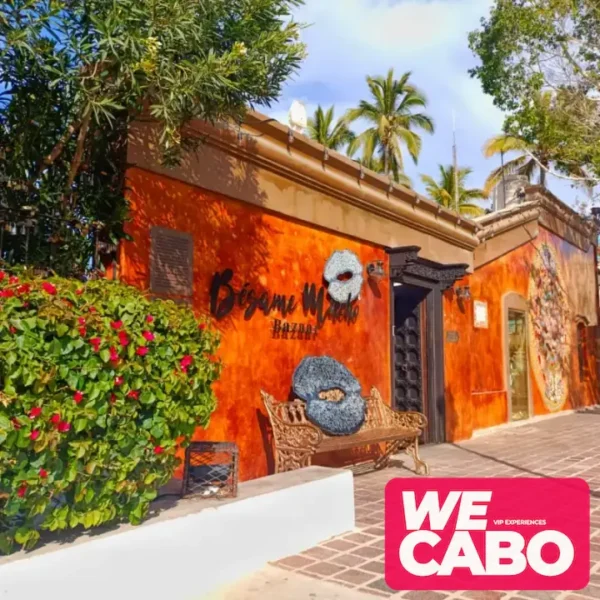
<box><xmin>0</xmin><ymin>467</ymin><xmax>355</xmax><ymax>600</ymax></box>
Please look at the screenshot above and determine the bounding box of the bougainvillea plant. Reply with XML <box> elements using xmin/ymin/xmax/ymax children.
<box><xmin>0</xmin><ymin>269</ymin><xmax>221</xmax><ymax>553</ymax></box>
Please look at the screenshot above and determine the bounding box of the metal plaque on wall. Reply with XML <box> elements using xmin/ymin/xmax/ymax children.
<box><xmin>446</xmin><ymin>330</ymin><xmax>459</xmax><ymax>343</ymax></box>
<box><xmin>150</xmin><ymin>226</ymin><xmax>193</xmax><ymax>297</ymax></box>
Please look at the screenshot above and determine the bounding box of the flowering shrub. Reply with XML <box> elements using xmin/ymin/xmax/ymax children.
<box><xmin>0</xmin><ymin>270</ymin><xmax>221</xmax><ymax>553</ymax></box>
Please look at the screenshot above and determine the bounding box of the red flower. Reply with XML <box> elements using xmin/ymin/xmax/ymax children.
<box><xmin>127</xmin><ymin>390</ymin><xmax>140</xmax><ymax>400</ymax></box>
<box><xmin>17</xmin><ymin>284</ymin><xmax>31</xmax><ymax>295</ymax></box>
<box><xmin>111</xmin><ymin>320</ymin><xmax>123</xmax><ymax>330</ymax></box>
<box><xmin>17</xmin><ymin>484</ymin><xmax>27</xmax><ymax>498</ymax></box>
<box><xmin>0</xmin><ymin>271</ymin><xmax>5</xmax><ymax>281</ymax></box>
<box><xmin>0</xmin><ymin>289</ymin><xmax>15</xmax><ymax>298</ymax></box>
<box><xmin>78</xmin><ymin>317</ymin><xmax>86</xmax><ymax>326</ymax></box>
<box><xmin>115</xmin><ymin>376</ymin><xmax>124</xmax><ymax>386</ymax></box>
<box><xmin>109</xmin><ymin>346</ymin><xmax>119</xmax><ymax>362</ymax></box>
<box><xmin>57</xmin><ymin>421</ymin><xmax>71</xmax><ymax>433</ymax></box>
<box><xmin>142</xmin><ymin>331</ymin><xmax>155</xmax><ymax>342</ymax></box>
<box><xmin>118</xmin><ymin>331</ymin><xmax>129</xmax><ymax>347</ymax></box>
<box><xmin>30</xmin><ymin>429</ymin><xmax>40</xmax><ymax>441</ymax></box>
<box><xmin>89</xmin><ymin>306</ymin><xmax>97</xmax><ymax>314</ymax></box>
<box><xmin>41</xmin><ymin>282</ymin><xmax>57</xmax><ymax>295</ymax></box>
<box><xmin>73</xmin><ymin>391</ymin><xmax>84</xmax><ymax>404</ymax></box>
<box><xmin>39</xmin><ymin>468</ymin><xmax>48</xmax><ymax>479</ymax></box>
<box><xmin>153</xmin><ymin>446</ymin><xmax>164</xmax><ymax>455</ymax></box>
<box><xmin>9</xmin><ymin>326</ymin><xmax>16</xmax><ymax>334</ymax></box>
<box><xmin>180</xmin><ymin>355</ymin><xmax>193</xmax><ymax>369</ymax></box>
<box><xmin>90</xmin><ymin>337</ymin><xmax>102</xmax><ymax>351</ymax></box>
<box><xmin>110</xmin><ymin>393</ymin><xmax>117</xmax><ymax>404</ymax></box>
<box><xmin>50</xmin><ymin>413</ymin><xmax>61</xmax><ymax>425</ymax></box>
<box><xmin>146</xmin><ymin>315</ymin><xmax>154</xmax><ymax>323</ymax></box>
<box><xmin>78</xmin><ymin>326</ymin><xmax>87</xmax><ymax>337</ymax></box>
<box><xmin>76</xmin><ymin>288</ymin><xmax>84</xmax><ymax>295</ymax></box>
<box><xmin>9</xmin><ymin>275</ymin><xmax>19</xmax><ymax>284</ymax></box>
<box><xmin>198</xmin><ymin>323</ymin><xmax>206</xmax><ymax>331</ymax></box>
<box><xmin>136</xmin><ymin>346</ymin><xmax>149</xmax><ymax>357</ymax></box>
<box><xmin>11</xmin><ymin>417</ymin><xmax>21</xmax><ymax>430</ymax></box>
<box><xmin>28</xmin><ymin>407</ymin><xmax>42</xmax><ymax>419</ymax></box>
<box><xmin>22</xmin><ymin>301</ymin><xmax>30</xmax><ymax>308</ymax></box>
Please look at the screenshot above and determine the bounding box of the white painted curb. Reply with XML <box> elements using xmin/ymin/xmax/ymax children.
<box><xmin>0</xmin><ymin>466</ymin><xmax>355</xmax><ymax>600</ymax></box>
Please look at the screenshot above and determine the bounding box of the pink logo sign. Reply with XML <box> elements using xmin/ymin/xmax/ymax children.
<box><xmin>385</xmin><ymin>478</ymin><xmax>590</xmax><ymax>591</ymax></box>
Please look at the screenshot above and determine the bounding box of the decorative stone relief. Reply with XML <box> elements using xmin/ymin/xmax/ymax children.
<box><xmin>292</xmin><ymin>356</ymin><xmax>365</xmax><ymax>436</ymax></box>
<box><xmin>323</xmin><ymin>250</ymin><xmax>364</xmax><ymax>303</ymax></box>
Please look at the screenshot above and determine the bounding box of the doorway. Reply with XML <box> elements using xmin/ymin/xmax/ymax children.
<box><xmin>503</xmin><ymin>293</ymin><xmax>531</xmax><ymax>423</ymax></box>
<box><xmin>393</xmin><ymin>284</ymin><xmax>429</xmax><ymax>415</ymax></box>
<box><xmin>388</xmin><ymin>246</ymin><xmax>469</xmax><ymax>445</ymax></box>
<box><xmin>507</xmin><ymin>309</ymin><xmax>529</xmax><ymax>421</ymax></box>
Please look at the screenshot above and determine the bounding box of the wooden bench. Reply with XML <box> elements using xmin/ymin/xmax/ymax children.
<box><xmin>261</xmin><ymin>387</ymin><xmax>429</xmax><ymax>476</ymax></box>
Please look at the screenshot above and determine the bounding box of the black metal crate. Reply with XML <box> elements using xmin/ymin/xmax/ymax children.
<box><xmin>182</xmin><ymin>442</ymin><xmax>239</xmax><ymax>499</ymax></box>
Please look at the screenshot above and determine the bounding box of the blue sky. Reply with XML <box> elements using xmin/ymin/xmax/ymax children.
<box><xmin>266</xmin><ymin>0</ymin><xmax>585</xmax><ymax>209</ymax></box>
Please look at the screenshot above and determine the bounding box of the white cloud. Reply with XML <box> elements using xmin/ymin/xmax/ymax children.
<box><xmin>263</xmin><ymin>0</ymin><xmax>583</xmax><ymax>205</ymax></box>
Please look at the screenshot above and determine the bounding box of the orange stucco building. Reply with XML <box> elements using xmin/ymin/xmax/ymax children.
<box><xmin>120</xmin><ymin>113</ymin><xmax>599</xmax><ymax>482</ymax></box>
<box><xmin>445</xmin><ymin>189</ymin><xmax>599</xmax><ymax>441</ymax></box>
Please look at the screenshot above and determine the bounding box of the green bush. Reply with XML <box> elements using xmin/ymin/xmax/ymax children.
<box><xmin>0</xmin><ymin>270</ymin><xmax>221</xmax><ymax>553</ymax></box>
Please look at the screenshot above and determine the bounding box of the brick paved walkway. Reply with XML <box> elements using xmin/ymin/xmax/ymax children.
<box><xmin>269</xmin><ymin>408</ymin><xmax>600</xmax><ymax>599</ymax></box>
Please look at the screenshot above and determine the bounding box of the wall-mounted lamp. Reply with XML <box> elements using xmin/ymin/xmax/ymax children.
<box><xmin>287</xmin><ymin>129</ymin><xmax>294</xmax><ymax>144</ymax></box>
<box><xmin>455</xmin><ymin>286</ymin><xmax>471</xmax><ymax>301</ymax></box>
<box><xmin>367</xmin><ymin>260</ymin><xmax>386</xmax><ymax>281</ymax></box>
<box><xmin>323</xmin><ymin>147</ymin><xmax>329</xmax><ymax>162</ymax></box>
<box><xmin>359</xmin><ymin>164</ymin><xmax>365</xmax><ymax>180</ymax></box>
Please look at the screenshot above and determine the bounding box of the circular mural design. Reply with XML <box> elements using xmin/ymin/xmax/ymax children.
<box><xmin>527</xmin><ymin>243</ymin><xmax>571</xmax><ymax>412</ymax></box>
<box><xmin>292</xmin><ymin>356</ymin><xmax>365</xmax><ymax>436</ymax></box>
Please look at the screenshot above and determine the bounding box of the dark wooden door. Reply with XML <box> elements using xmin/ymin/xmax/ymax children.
<box><xmin>393</xmin><ymin>284</ymin><xmax>429</xmax><ymax>414</ymax></box>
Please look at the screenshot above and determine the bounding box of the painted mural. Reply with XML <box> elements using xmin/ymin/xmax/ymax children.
<box><xmin>444</xmin><ymin>226</ymin><xmax>598</xmax><ymax>442</ymax></box>
<box><xmin>121</xmin><ymin>167</ymin><xmax>391</xmax><ymax>481</ymax></box>
<box><xmin>528</xmin><ymin>243</ymin><xmax>572</xmax><ymax>411</ymax></box>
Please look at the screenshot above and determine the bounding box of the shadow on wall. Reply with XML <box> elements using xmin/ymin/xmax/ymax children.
<box><xmin>125</xmin><ymin>125</ymin><xmax>281</xmax><ymax>335</ymax></box>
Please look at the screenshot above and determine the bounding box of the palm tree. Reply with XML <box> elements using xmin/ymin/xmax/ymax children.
<box><xmin>420</xmin><ymin>165</ymin><xmax>488</xmax><ymax>217</ymax></box>
<box><xmin>483</xmin><ymin>133</ymin><xmax>551</xmax><ymax>191</ymax></box>
<box><xmin>483</xmin><ymin>90</ymin><xmax>590</xmax><ymax>192</ymax></box>
<box><xmin>344</xmin><ymin>69</ymin><xmax>434</xmax><ymax>184</ymax></box>
<box><xmin>306</xmin><ymin>105</ymin><xmax>355</xmax><ymax>152</ymax></box>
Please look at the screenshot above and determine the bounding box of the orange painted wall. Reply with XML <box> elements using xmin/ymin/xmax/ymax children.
<box><xmin>120</xmin><ymin>167</ymin><xmax>391</xmax><ymax>481</ymax></box>
<box><xmin>443</xmin><ymin>280</ymin><xmax>473</xmax><ymax>442</ymax></box>
<box><xmin>444</xmin><ymin>227</ymin><xmax>599</xmax><ymax>441</ymax></box>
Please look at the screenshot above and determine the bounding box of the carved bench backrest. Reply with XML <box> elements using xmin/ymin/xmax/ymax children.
<box><xmin>263</xmin><ymin>387</ymin><xmax>392</xmax><ymax>435</ymax></box>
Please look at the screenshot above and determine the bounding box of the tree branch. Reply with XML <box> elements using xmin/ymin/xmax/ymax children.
<box><xmin>523</xmin><ymin>149</ymin><xmax>599</xmax><ymax>186</ymax></box>
<box><xmin>65</xmin><ymin>109</ymin><xmax>91</xmax><ymax>194</ymax></box>
<box><xmin>43</xmin><ymin>121</ymin><xmax>81</xmax><ymax>167</ymax></box>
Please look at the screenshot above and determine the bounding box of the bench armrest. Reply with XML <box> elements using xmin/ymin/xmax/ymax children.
<box><xmin>369</xmin><ymin>386</ymin><xmax>428</xmax><ymax>431</ymax></box>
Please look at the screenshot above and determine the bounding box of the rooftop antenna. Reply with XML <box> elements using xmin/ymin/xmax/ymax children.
<box><xmin>452</xmin><ymin>110</ymin><xmax>459</xmax><ymax>213</ymax></box>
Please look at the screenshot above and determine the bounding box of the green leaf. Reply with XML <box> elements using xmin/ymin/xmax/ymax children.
<box><xmin>140</xmin><ymin>390</ymin><xmax>155</xmax><ymax>405</ymax></box>
<box><xmin>56</xmin><ymin>324</ymin><xmax>69</xmax><ymax>337</ymax></box>
<box><xmin>74</xmin><ymin>418</ymin><xmax>88</xmax><ymax>433</ymax></box>
<box><xmin>67</xmin><ymin>372</ymin><xmax>79</xmax><ymax>390</ymax></box>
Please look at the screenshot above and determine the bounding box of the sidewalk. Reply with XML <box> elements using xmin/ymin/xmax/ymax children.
<box><xmin>206</xmin><ymin>407</ymin><xmax>600</xmax><ymax>600</ymax></box>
